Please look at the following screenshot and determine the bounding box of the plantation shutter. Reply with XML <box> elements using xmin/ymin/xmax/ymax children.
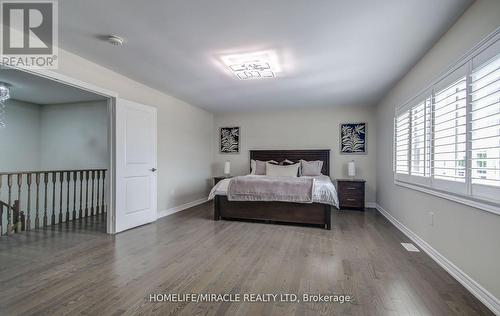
<box><xmin>470</xmin><ymin>43</ymin><xmax>500</xmax><ymax>201</ymax></box>
<box><xmin>395</xmin><ymin>110</ymin><xmax>410</xmax><ymax>178</ymax></box>
<box><xmin>393</xmin><ymin>30</ymin><xmax>500</xmax><ymax>211</ymax></box>
<box><xmin>410</xmin><ymin>97</ymin><xmax>432</xmax><ymax>181</ymax></box>
<box><xmin>431</xmin><ymin>65</ymin><xmax>468</xmax><ymax>194</ymax></box>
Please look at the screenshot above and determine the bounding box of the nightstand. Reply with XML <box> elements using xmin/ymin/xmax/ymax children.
<box><xmin>337</xmin><ymin>179</ymin><xmax>366</xmax><ymax>211</ymax></box>
<box><xmin>213</xmin><ymin>176</ymin><xmax>231</xmax><ymax>186</ymax></box>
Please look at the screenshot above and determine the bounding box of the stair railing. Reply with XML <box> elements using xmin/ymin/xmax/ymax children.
<box><xmin>0</xmin><ymin>169</ymin><xmax>106</xmax><ymax>236</ymax></box>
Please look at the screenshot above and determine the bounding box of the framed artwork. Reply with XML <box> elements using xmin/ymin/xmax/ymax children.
<box><xmin>220</xmin><ymin>127</ymin><xmax>240</xmax><ymax>153</ymax></box>
<box><xmin>340</xmin><ymin>123</ymin><xmax>366</xmax><ymax>154</ymax></box>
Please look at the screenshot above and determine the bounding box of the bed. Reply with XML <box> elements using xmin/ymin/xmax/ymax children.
<box><xmin>209</xmin><ymin>150</ymin><xmax>339</xmax><ymax>229</ymax></box>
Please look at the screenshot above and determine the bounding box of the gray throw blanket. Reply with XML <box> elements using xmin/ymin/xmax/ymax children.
<box><xmin>227</xmin><ymin>176</ymin><xmax>315</xmax><ymax>203</ymax></box>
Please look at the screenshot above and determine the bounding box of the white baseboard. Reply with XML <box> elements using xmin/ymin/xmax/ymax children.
<box><xmin>375</xmin><ymin>203</ymin><xmax>500</xmax><ymax>315</ymax></box>
<box><xmin>365</xmin><ymin>202</ymin><xmax>377</xmax><ymax>208</ymax></box>
<box><xmin>157</xmin><ymin>197</ymin><xmax>208</xmax><ymax>219</ymax></box>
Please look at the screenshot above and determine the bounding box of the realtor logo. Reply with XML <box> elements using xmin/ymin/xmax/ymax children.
<box><xmin>0</xmin><ymin>0</ymin><xmax>58</xmax><ymax>68</ymax></box>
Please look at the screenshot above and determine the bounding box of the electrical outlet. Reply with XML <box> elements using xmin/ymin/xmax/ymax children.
<box><xmin>429</xmin><ymin>211</ymin><xmax>434</xmax><ymax>226</ymax></box>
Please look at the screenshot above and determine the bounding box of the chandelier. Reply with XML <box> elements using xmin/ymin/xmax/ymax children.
<box><xmin>0</xmin><ymin>82</ymin><xmax>11</xmax><ymax>128</ymax></box>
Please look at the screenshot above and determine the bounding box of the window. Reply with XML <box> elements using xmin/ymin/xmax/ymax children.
<box><xmin>394</xmin><ymin>32</ymin><xmax>500</xmax><ymax>213</ymax></box>
<box><xmin>395</xmin><ymin>94</ymin><xmax>432</xmax><ymax>186</ymax></box>
<box><xmin>433</xmin><ymin>77</ymin><xmax>467</xmax><ymax>183</ymax></box>
<box><xmin>470</xmin><ymin>54</ymin><xmax>500</xmax><ymax>189</ymax></box>
<box><xmin>476</xmin><ymin>153</ymin><xmax>487</xmax><ymax>168</ymax></box>
<box><xmin>410</xmin><ymin>98</ymin><xmax>431</xmax><ymax>177</ymax></box>
<box><xmin>395</xmin><ymin>111</ymin><xmax>410</xmax><ymax>174</ymax></box>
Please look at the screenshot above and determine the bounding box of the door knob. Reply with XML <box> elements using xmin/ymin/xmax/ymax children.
<box><xmin>150</xmin><ymin>168</ymin><xmax>157</xmax><ymax>172</ymax></box>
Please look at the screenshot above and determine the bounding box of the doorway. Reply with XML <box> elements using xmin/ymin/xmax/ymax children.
<box><xmin>0</xmin><ymin>65</ymin><xmax>159</xmax><ymax>236</ymax></box>
<box><xmin>0</xmin><ymin>68</ymin><xmax>113</xmax><ymax>235</ymax></box>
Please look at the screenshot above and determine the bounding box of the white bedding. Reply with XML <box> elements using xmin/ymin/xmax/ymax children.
<box><xmin>209</xmin><ymin>175</ymin><xmax>339</xmax><ymax>208</ymax></box>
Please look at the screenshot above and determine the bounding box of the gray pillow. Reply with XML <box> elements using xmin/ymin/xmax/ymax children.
<box><xmin>251</xmin><ymin>159</ymin><xmax>278</xmax><ymax>175</ymax></box>
<box><xmin>300</xmin><ymin>160</ymin><xmax>323</xmax><ymax>176</ymax></box>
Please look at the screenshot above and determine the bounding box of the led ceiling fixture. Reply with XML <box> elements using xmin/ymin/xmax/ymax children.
<box><xmin>221</xmin><ymin>50</ymin><xmax>281</xmax><ymax>80</ymax></box>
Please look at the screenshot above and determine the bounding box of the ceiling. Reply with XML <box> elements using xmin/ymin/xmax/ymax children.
<box><xmin>58</xmin><ymin>0</ymin><xmax>472</xmax><ymax>112</ymax></box>
<box><xmin>0</xmin><ymin>69</ymin><xmax>107</xmax><ymax>105</ymax></box>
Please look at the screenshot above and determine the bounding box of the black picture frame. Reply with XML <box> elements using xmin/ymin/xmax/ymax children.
<box><xmin>340</xmin><ymin>122</ymin><xmax>367</xmax><ymax>154</ymax></box>
<box><xmin>220</xmin><ymin>127</ymin><xmax>240</xmax><ymax>153</ymax></box>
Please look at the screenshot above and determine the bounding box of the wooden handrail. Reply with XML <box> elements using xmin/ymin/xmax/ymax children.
<box><xmin>0</xmin><ymin>169</ymin><xmax>107</xmax><ymax>176</ymax></box>
<box><xmin>0</xmin><ymin>169</ymin><xmax>107</xmax><ymax>236</ymax></box>
<box><xmin>0</xmin><ymin>199</ymin><xmax>14</xmax><ymax>209</ymax></box>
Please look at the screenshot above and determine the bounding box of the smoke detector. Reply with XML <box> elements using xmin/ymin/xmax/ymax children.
<box><xmin>107</xmin><ymin>35</ymin><xmax>125</xmax><ymax>46</ymax></box>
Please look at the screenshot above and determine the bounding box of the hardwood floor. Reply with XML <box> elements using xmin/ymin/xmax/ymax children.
<box><xmin>0</xmin><ymin>203</ymin><xmax>492</xmax><ymax>316</ymax></box>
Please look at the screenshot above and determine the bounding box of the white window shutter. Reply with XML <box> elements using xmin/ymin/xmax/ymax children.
<box><xmin>470</xmin><ymin>52</ymin><xmax>500</xmax><ymax>201</ymax></box>
<box><xmin>393</xmin><ymin>31</ymin><xmax>500</xmax><ymax>209</ymax></box>
<box><xmin>395</xmin><ymin>111</ymin><xmax>410</xmax><ymax>178</ymax></box>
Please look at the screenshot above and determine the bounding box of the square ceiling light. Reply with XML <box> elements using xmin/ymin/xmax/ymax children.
<box><xmin>221</xmin><ymin>50</ymin><xmax>280</xmax><ymax>80</ymax></box>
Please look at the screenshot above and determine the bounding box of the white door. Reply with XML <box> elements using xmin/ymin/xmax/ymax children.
<box><xmin>115</xmin><ymin>98</ymin><xmax>157</xmax><ymax>233</ymax></box>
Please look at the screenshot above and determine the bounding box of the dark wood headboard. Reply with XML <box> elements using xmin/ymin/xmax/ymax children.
<box><xmin>250</xmin><ymin>150</ymin><xmax>330</xmax><ymax>176</ymax></box>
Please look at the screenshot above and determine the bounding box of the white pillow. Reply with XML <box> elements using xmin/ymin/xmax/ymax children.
<box><xmin>250</xmin><ymin>159</ymin><xmax>256</xmax><ymax>174</ymax></box>
<box><xmin>265</xmin><ymin>162</ymin><xmax>300</xmax><ymax>177</ymax></box>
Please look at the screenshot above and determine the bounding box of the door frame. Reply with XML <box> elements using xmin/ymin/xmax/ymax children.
<box><xmin>1</xmin><ymin>64</ymin><xmax>120</xmax><ymax>234</ymax></box>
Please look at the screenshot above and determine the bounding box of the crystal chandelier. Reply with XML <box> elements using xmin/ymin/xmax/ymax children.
<box><xmin>0</xmin><ymin>82</ymin><xmax>11</xmax><ymax>128</ymax></box>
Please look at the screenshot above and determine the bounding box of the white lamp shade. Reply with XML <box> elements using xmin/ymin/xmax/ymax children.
<box><xmin>347</xmin><ymin>161</ymin><xmax>356</xmax><ymax>177</ymax></box>
<box><xmin>224</xmin><ymin>161</ymin><xmax>231</xmax><ymax>175</ymax></box>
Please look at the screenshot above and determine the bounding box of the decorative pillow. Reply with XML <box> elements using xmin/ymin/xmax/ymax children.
<box><xmin>251</xmin><ymin>159</ymin><xmax>278</xmax><ymax>175</ymax></box>
<box><xmin>300</xmin><ymin>160</ymin><xmax>323</xmax><ymax>176</ymax></box>
<box><xmin>280</xmin><ymin>159</ymin><xmax>296</xmax><ymax>166</ymax></box>
<box><xmin>266</xmin><ymin>162</ymin><xmax>300</xmax><ymax>177</ymax></box>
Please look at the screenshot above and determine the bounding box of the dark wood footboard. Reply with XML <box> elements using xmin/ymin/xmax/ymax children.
<box><xmin>214</xmin><ymin>196</ymin><xmax>332</xmax><ymax>230</ymax></box>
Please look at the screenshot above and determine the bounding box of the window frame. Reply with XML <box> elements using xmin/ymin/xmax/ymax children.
<box><xmin>393</xmin><ymin>28</ymin><xmax>500</xmax><ymax>216</ymax></box>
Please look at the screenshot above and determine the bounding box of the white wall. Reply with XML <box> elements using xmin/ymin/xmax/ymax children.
<box><xmin>0</xmin><ymin>99</ymin><xmax>108</xmax><ymax>171</ymax></box>
<box><xmin>0</xmin><ymin>99</ymin><xmax>40</xmax><ymax>171</ymax></box>
<box><xmin>214</xmin><ymin>106</ymin><xmax>376</xmax><ymax>204</ymax></box>
<box><xmin>376</xmin><ymin>0</ymin><xmax>500</xmax><ymax>304</ymax></box>
<box><xmin>52</xmin><ymin>48</ymin><xmax>214</xmax><ymax>211</ymax></box>
<box><xmin>40</xmin><ymin>101</ymin><xmax>108</xmax><ymax>170</ymax></box>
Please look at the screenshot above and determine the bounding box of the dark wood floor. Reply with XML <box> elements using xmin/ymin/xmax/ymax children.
<box><xmin>0</xmin><ymin>203</ymin><xmax>492</xmax><ymax>316</ymax></box>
